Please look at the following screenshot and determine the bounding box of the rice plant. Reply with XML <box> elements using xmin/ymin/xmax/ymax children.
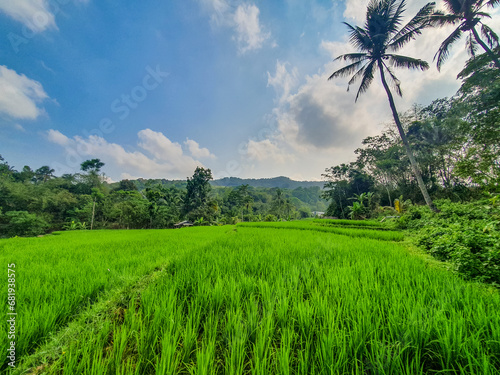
<box><xmin>11</xmin><ymin>226</ymin><xmax>499</xmax><ymax>374</ymax></box>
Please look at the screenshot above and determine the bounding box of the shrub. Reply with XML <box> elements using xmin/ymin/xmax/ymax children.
<box><xmin>401</xmin><ymin>199</ymin><xmax>500</xmax><ymax>285</ymax></box>
<box><xmin>2</xmin><ymin>211</ymin><xmax>49</xmax><ymax>237</ymax></box>
<box><xmin>264</xmin><ymin>214</ymin><xmax>277</xmax><ymax>222</ymax></box>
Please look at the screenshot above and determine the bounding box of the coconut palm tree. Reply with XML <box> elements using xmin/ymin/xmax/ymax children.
<box><xmin>431</xmin><ymin>0</ymin><xmax>500</xmax><ymax>70</ymax></box>
<box><xmin>328</xmin><ymin>0</ymin><xmax>438</xmax><ymax>211</ymax></box>
<box><xmin>34</xmin><ymin>166</ymin><xmax>55</xmax><ymax>183</ymax></box>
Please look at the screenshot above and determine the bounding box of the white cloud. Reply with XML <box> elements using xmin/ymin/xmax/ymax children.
<box><xmin>137</xmin><ymin>128</ymin><xmax>184</xmax><ymax>161</ymax></box>
<box><xmin>342</xmin><ymin>0</ymin><xmax>367</xmax><ymax>23</ymax></box>
<box><xmin>246</xmin><ymin>139</ymin><xmax>293</xmax><ymax>163</ymax></box>
<box><xmin>184</xmin><ymin>138</ymin><xmax>216</xmax><ymax>159</ymax></box>
<box><xmin>0</xmin><ymin>0</ymin><xmax>89</xmax><ymax>32</ymax></box>
<box><xmin>46</xmin><ymin>129</ymin><xmax>211</xmax><ymax>180</ymax></box>
<box><xmin>233</xmin><ymin>4</ymin><xmax>270</xmax><ymax>53</ymax></box>
<box><xmin>267</xmin><ymin>60</ymin><xmax>299</xmax><ymax>104</ymax></box>
<box><xmin>0</xmin><ymin>65</ymin><xmax>49</xmax><ymax>120</ymax></box>
<box><xmin>264</xmin><ymin>58</ymin><xmax>388</xmax><ymax>154</ymax></box>
<box><xmin>199</xmin><ymin>0</ymin><xmax>271</xmax><ymax>53</ymax></box>
<box><xmin>47</xmin><ymin>129</ymin><xmax>70</xmax><ymax>145</ymax></box>
<box><xmin>200</xmin><ymin>0</ymin><xmax>231</xmax><ymax>26</ymax></box>
<box><xmin>0</xmin><ymin>0</ymin><xmax>57</xmax><ymax>32</ymax></box>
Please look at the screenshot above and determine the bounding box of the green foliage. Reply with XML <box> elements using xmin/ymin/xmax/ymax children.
<box><xmin>183</xmin><ymin>167</ymin><xmax>215</xmax><ymax>221</ymax></box>
<box><xmin>455</xmin><ymin>51</ymin><xmax>500</xmax><ymax>188</ymax></box>
<box><xmin>62</xmin><ymin>220</ymin><xmax>87</xmax><ymax>230</ymax></box>
<box><xmin>322</xmin><ymin>164</ymin><xmax>375</xmax><ymax>218</ymax></box>
<box><xmin>399</xmin><ymin>199</ymin><xmax>500</xmax><ymax>285</ymax></box>
<box><xmin>0</xmin><ymin>210</ymin><xmax>49</xmax><ymax>237</ymax></box>
<box><xmin>348</xmin><ymin>201</ymin><xmax>365</xmax><ymax>220</ymax></box>
<box><xmin>0</xmin><ymin>155</ymin><xmax>327</xmax><ymax>236</ymax></box>
<box><xmin>80</xmin><ymin>159</ymin><xmax>104</xmax><ymax>173</ymax></box>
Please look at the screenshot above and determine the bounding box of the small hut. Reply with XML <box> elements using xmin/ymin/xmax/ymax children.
<box><xmin>174</xmin><ymin>220</ymin><xmax>193</xmax><ymax>228</ymax></box>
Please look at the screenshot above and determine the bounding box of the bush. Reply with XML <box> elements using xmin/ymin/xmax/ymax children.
<box><xmin>264</xmin><ymin>214</ymin><xmax>277</xmax><ymax>222</ymax></box>
<box><xmin>400</xmin><ymin>199</ymin><xmax>500</xmax><ymax>285</ymax></box>
<box><xmin>1</xmin><ymin>211</ymin><xmax>49</xmax><ymax>237</ymax></box>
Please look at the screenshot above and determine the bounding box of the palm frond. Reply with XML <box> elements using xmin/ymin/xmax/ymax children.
<box><xmin>343</xmin><ymin>22</ymin><xmax>372</xmax><ymax>52</ymax></box>
<box><xmin>475</xmin><ymin>11</ymin><xmax>492</xmax><ymax>18</ymax></box>
<box><xmin>355</xmin><ymin>60</ymin><xmax>376</xmax><ymax>101</ymax></box>
<box><xmin>480</xmin><ymin>23</ymin><xmax>499</xmax><ymax>48</ymax></box>
<box><xmin>381</xmin><ymin>61</ymin><xmax>403</xmax><ymax>96</ymax></box>
<box><xmin>435</xmin><ymin>26</ymin><xmax>463</xmax><ymax>70</ymax></box>
<box><xmin>485</xmin><ymin>0</ymin><xmax>500</xmax><ymax>7</ymax></box>
<box><xmin>388</xmin><ymin>2</ymin><xmax>436</xmax><ymax>51</ymax></box>
<box><xmin>427</xmin><ymin>11</ymin><xmax>461</xmax><ymax>27</ymax></box>
<box><xmin>387</xmin><ymin>54</ymin><xmax>429</xmax><ymax>70</ymax></box>
<box><xmin>334</xmin><ymin>53</ymin><xmax>368</xmax><ymax>63</ymax></box>
<box><xmin>386</xmin><ymin>0</ymin><xmax>406</xmax><ymax>36</ymax></box>
<box><xmin>347</xmin><ymin>63</ymin><xmax>369</xmax><ymax>87</ymax></box>
<box><xmin>466</xmin><ymin>33</ymin><xmax>479</xmax><ymax>57</ymax></box>
<box><xmin>328</xmin><ymin>60</ymin><xmax>366</xmax><ymax>80</ymax></box>
<box><xmin>442</xmin><ymin>0</ymin><xmax>466</xmax><ymax>15</ymax></box>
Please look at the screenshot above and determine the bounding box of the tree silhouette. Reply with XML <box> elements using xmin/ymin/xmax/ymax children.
<box><xmin>431</xmin><ymin>0</ymin><xmax>500</xmax><ymax>70</ymax></box>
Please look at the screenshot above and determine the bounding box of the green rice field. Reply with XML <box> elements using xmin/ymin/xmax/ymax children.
<box><xmin>2</xmin><ymin>223</ymin><xmax>500</xmax><ymax>374</ymax></box>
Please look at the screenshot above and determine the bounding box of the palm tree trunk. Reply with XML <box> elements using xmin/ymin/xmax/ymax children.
<box><xmin>471</xmin><ymin>27</ymin><xmax>500</xmax><ymax>69</ymax></box>
<box><xmin>378</xmin><ymin>63</ymin><xmax>439</xmax><ymax>212</ymax></box>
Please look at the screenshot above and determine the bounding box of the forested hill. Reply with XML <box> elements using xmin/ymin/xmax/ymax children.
<box><xmin>212</xmin><ymin>177</ymin><xmax>324</xmax><ymax>189</ymax></box>
<box><xmin>133</xmin><ymin>176</ymin><xmax>324</xmax><ymax>190</ymax></box>
<box><xmin>130</xmin><ymin>176</ymin><xmax>328</xmax><ymax>213</ymax></box>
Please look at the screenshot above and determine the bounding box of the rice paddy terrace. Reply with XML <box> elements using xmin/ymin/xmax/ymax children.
<box><xmin>1</xmin><ymin>220</ymin><xmax>499</xmax><ymax>374</ymax></box>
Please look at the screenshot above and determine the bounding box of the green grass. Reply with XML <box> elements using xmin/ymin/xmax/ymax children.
<box><xmin>238</xmin><ymin>220</ymin><xmax>405</xmax><ymax>241</ymax></box>
<box><xmin>0</xmin><ymin>227</ymin><xmax>230</xmax><ymax>370</ymax></box>
<box><xmin>3</xmin><ymin>224</ymin><xmax>500</xmax><ymax>374</ymax></box>
<box><xmin>313</xmin><ymin>218</ymin><xmax>387</xmax><ymax>228</ymax></box>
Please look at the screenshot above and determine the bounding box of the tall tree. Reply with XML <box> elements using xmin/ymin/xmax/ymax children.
<box><xmin>328</xmin><ymin>0</ymin><xmax>438</xmax><ymax>212</ymax></box>
<box><xmin>14</xmin><ymin>166</ymin><xmax>35</xmax><ymax>183</ymax></box>
<box><xmin>271</xmin><ymin>188</ymin><xmax>287</xmax><ymax>219</ymax></box>
<box><xmin>34</xmin><ymin>166</ymin><xmax>55</xmax><ymax>183</ymax></box>
<box><xmin>454</xmin><ymin>51</ymin><xmax>500</xmax><ymax>186</ymax></box>
<box><xmin>431</xmin><ymin>0</ymin><xmax>500</xmax><ymax>70</ymax></box>
<box><xmin>80</xmin><ymin>159</ymin><xmax>105</xmax><ymax>173</ymax></box>
<box><xmin>183</xmin><ymin>167</ymin><xmax>213</xmax><ymax>219</ymax></box>
<box><xmin>0</xmin><ymin>155</ymin><xmax>14</xmax><ymax>178</ymax></box>
<box><xmin>80</xmin><ymin>159</ymin><xmax>105</xmax><ymax>189</ymax></box>
<box><xmin>80</xmin><ymin>159</ymin><xmax>105</xmax><ymax>228</ymax></box>
<box><xmin>234</xmin><ymin>184</ymin><xmax>253</xmax><ymax>221</ymax></box>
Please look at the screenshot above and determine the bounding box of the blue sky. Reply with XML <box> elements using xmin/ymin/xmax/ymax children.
<box><xmin>1</xmin><ymin>0</ymin><xmax>498</xmax><ymax>181</ymax></box>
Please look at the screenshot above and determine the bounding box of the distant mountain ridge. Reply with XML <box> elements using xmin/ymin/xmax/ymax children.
<box><xmin>133</xmin><ymin>176</ymin><xmax>325</xmax><ymax>190</ymax></box>
<box><xmin>211</xmin><ymin>176</ymin><xmax>324</xmax><ymax>189</ymax></box>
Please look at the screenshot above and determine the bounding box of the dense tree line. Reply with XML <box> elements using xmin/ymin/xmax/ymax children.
<box><xmin>0</xmin><ymin>160</ymin><xmax>326</xmax><ymax>238</ymax></box>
